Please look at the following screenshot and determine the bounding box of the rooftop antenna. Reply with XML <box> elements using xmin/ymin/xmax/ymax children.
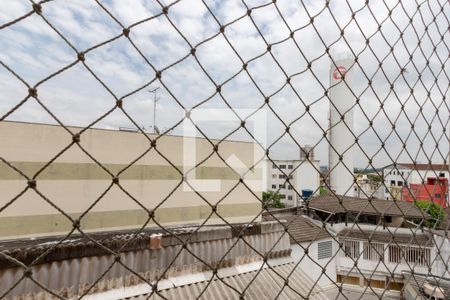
<box><xmin>148</xmin><ymin>87</ymin><xmax>161</xmax><ymax>134</ymax></box>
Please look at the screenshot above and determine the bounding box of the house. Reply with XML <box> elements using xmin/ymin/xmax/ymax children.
<box><xmin>402</xmin><ymin>177</ymin><xmax>448</xmax><ymax>207</ymax></box>
<box><xmin>261</xmin><ymin>193</ymin><xmax>450</xmax><ymax>299</ymax></box>
<box><xmin>382</xmin><ymin>163</ymin><xmax>449</xmax><ymax>200</ymax></box>
<box><xmin>263</xmin><ymin>209</ymin><xmax>335</xmax><ymax>288</ymax></box>
<box><xmin>335</xmin><ymin>225</ymin><xmax>433</xmax><ymax>291</ymax></box>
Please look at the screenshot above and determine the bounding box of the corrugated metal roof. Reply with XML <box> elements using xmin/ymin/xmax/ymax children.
<box><xmin>264</xmin><ymin>214</ymin><xmax>332</xmax><ymax>244</ymax></box>
<box><xmin>128</xmin><ymin>263</ymin><xmax>328</xmax><ymax>300</ymax></box>
<box><xmin>0</xmin><ymin>222</ymin><xmax>293</xmax><ymax>299</ymax></box>
<box><xmin>0</xmin><ymin>222</ymin><xmax>277</xmax><ymax>270</ymax></box>
<box><xmin>308</xmin><ymin>195</ymin><xmax>426</xmax><ymax>218</ymax></box>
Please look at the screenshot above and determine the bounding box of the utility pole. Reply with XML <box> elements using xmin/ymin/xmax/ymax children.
<box><xmin>148</xmin><ymin>87</ymin><xmax>160</xmax><ymax>134</ymax></box>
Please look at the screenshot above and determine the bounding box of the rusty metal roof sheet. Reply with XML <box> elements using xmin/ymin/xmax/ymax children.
<box><xmin>308</xmin><ymin>195</ymin><xmax>426</xmax><ymax>219</ymax></box>
<box><xmin>0</xmin><ymin>223</ymin><xmax>271</xmax><ymax>270</ymax></box>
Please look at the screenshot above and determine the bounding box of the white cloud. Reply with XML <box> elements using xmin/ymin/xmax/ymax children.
<box><xmin>0</xmin><ymin>0</ymin><xmax>448</xmax><ymax>169</ymax></box>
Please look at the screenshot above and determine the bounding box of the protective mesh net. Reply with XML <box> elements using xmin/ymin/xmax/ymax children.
<box><xmin>0</xmin><ymin>0</ymin><xmax>449</xmax><ymax>299</ymax></box>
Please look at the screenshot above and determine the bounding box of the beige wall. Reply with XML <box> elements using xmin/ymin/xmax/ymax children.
<box><xmin>0</xmin><ymin>121</ymin><xmax>264</xmax><ymax>238</ymax></box>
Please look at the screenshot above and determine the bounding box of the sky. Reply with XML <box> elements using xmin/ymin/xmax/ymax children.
<box><xmin>0</xmin><ymin>0</ymin><xmax>449</xmax><ymax>169</ymax></box>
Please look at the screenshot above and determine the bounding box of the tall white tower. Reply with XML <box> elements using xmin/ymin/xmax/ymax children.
<box><xmin>328</xmin><ymin>55</ymin><xmax>355</xmax><ymax>196</ymax></box>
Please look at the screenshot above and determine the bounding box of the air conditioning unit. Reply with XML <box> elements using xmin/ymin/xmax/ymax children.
<box><xmin>422</xmin><ymin>282</ymin><xmax>445</xmax><ymax>300</ymax></box>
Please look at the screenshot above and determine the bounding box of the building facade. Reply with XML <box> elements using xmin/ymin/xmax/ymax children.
<box><xmin>353</xmin><ymin>173</ymin><xmax>384</xmax><ymax>199</ymax></box>
<box><xmin>403</xmin><ymin>177</ymin><xmax>449</xmax><ymax>207</ymax></box>
<box><xmin>383</xmin><ymin>163</ymin><xmax>449</xmax><ymax>204</ymax></box>
<box><xmin>335</xmin><ymin>225</ymin><xmax>433</xmax><ymax>291</ymax></box>
<box><xmin>0</xmin><ymin>121</ymin><xmax>265</xmax><ymax>239</ymax></box>
<box><xmin>267</xmin><ymin>158</ymin><xmax>320</xmax><ymax>207</ymax></box>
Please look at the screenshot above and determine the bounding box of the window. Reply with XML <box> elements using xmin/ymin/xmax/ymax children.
<box><xmin>271</xmin><ymin>184</ymin><xmax>276</xmax><ymax>189</ymax></box>
<box><xmin>288</xmin><ymin>185</ymin><xmax>293</xmax><ymax>190</ymax></box>
<box><xmin>279</xmin><ymin>174</ymin><xmax>286</xmax><ymax>179</ymax></box>
<box><xmin>439</xmin><ymin>172</ymin><xmax>445</xmax><ymax>177</ymax></box>
<box><xmin>363</xmin><ymin>242</ymin><xmax>384</xmax><ymax>261</ymax></box>
<box><xmin>287</xmin><ymin>195</ymin><xmax>293</xmax><ymax>200</ymax></box>
<box><xmin>279</xmin><ymin>194</ymin><xmax>286</xmax><ymax>199</ymax></box>
<box><xmin>318</xmin><ymin>241</ymin><xmax>333</xmax><ymax>260</ymax></box>
<box><xmin>388</xmin><ymin>245</ymin><xmax>430</xmax><ymax>266</ymax></box>
<box><xmin>397</xmin><ymin>181</ymin><xmax>402</xmax><ymax>187</ymax></box>
<box><xmin>278</xmin><ymin>184</ymin><xmax>285</xmax><ymax>189</ymax></box>
<box><xmin>435</xmin><ymin>193</ymin><xmax>441</xmax><ymax>198</ymax></box>
<box><xmin>272</xmin><ymin>163</ymin><xmax>276</xmax><ymax>169</ymax></box>
<box><xmin>401</xmin><ymin>171</ymin><xmax>404</xmax><ymax>176</ymax></box>
<box><xmin>289</xmin><ymin>175</ymin><xmax>293</xmax><ymax>179</ymax></box>
<box><xmin>288</xmin><ymin>165</ymin><xmax>293</xmax><ymax>169</ymax></box>
<box><xmin>408</xmin><ymin>247</ymin><xmax>430</xmax><ymax>266</ymax></box>
<box><xmin>390</xmin><ymin>180</ymin><xmax>395</xmax><ymax>186</ymax></box>
<box><xmin>279</xmin><ymin>164</ymin><xmax>286</xmax><ymax>169</ymax></box>
<box><xmin>272</xmin><ymin>174</ymin><xmax>277</xmax><ymax>179</ymax></box>
<box><xmin>389</xmin><ymin>245</ymin><xmax>402</xmax><ymax>263</ymax></box>
<box><xmin>344</xmin><ymin>240</ymin><xmax>360</xmax><ymax>259</ymax></box>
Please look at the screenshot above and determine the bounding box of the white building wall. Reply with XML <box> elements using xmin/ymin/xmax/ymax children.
<box><xmin>416</xmin><ymin>169</ymin><xmax>449</xmax><ymax>181</ymax></box>
<box><xmin>291</xmin><ymin>239</ymin><xmax>336</xmax><ymax>288</ymax></box>
<box><xmin>431</xmin><ymin>234</ymin><xmax>450</xmax><ymax>278</ymax></box>
<box><xmin>267</xmin><ymin>159</ymin><xmax>320</xmax><ymax>207</ymax></box>
<box><xmin>355</xmin><ymin>183</ymin><xmax>384</xmax><ymax>199</ymax></box>
<box><xmin>336</xmin><ymin>240</ymin><xmax>430</xmax><ymax>281</ymax></box>
<box><xmin>383</xmin><ymin>166</ymin><xmax>411</xmax><ymax>200</ymax></box>
<box><xmin>295</xmin><ymin>160</ymin><xmax>320</xmax><ymax>200</ymax></box>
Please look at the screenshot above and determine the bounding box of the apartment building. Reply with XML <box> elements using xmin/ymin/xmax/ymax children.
<box><xmin>267</xmin><ymin>158</ymin><xmax>320</xmax><ymax>207</ymax></box>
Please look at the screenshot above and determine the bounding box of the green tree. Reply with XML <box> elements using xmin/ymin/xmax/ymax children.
<box><xmin>415</xmin><ymin>200</ymin><xmax>445</xmax><ymax>228</ymax></box>
<box><xmin>262</xmin><ymin>191</ymin><xmax>285</xmax><ymax>209</ymax></box>
<box><xmin>319</xmin><ymin>187</ymin><xmax>330</xmax><ymax>195</ymax></box>
<box><xmin>367</xmin><ymin>174</ymin><xmax>382</xmax><ymax>183</ymax></box>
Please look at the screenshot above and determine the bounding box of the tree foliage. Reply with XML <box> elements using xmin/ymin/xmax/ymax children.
<box><xmin>415</xmin><ymin>200</ymin><xmax>445</xmax><ymax>228</ymax></box>
<box><xmin>367</xmin><ymin>174</ymin><xmax>382</xmax><ymax>182</ymax></box>
<box><xmin>262</xmin><ymin>191</ymin><xmax>285</xmax><ymax>209</ymax></box>
<box><xmin>319</xmin><ymin>187</ymin><xmax>330</xmax><ymax>195</ymax></box>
